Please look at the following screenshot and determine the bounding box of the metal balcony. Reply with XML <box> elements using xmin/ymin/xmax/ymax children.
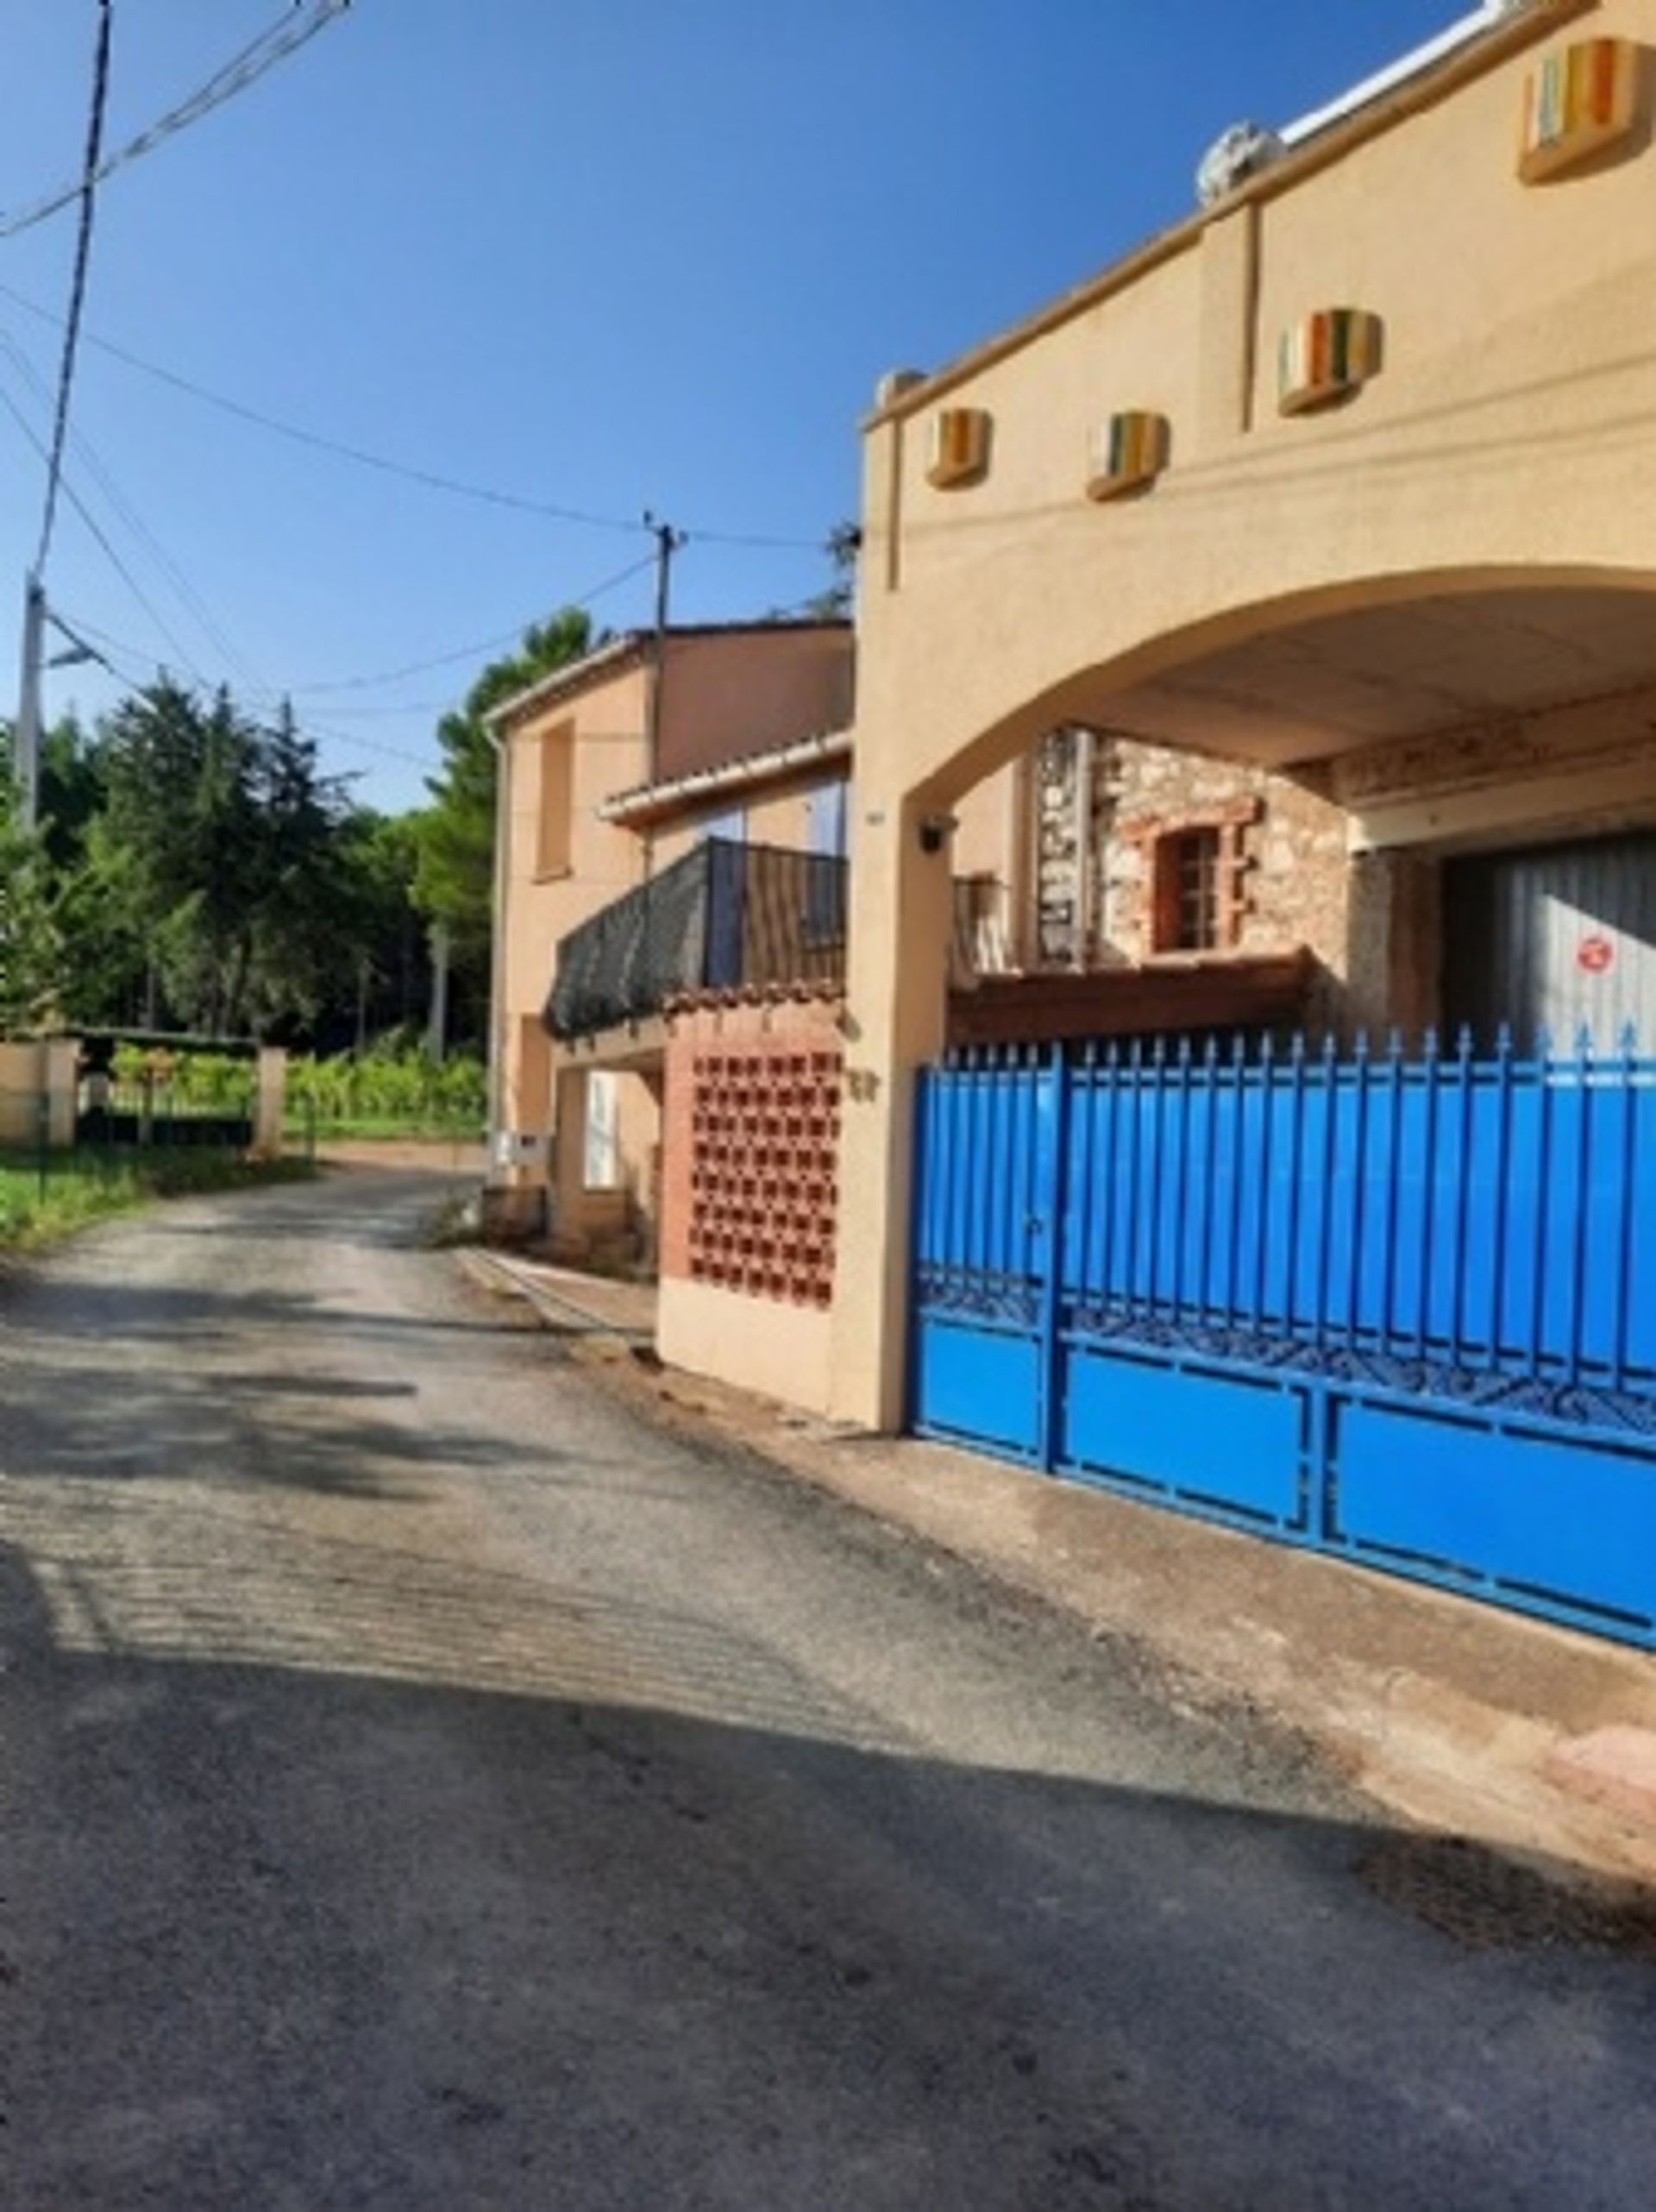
<box><xmin>544</xmin><ymin>839</ymin><xmax>850</xmax><ymax>1042</ymax></box>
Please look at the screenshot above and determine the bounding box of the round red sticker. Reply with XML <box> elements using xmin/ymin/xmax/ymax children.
<box><xmin>1578</xmin><ymin>933</ymin><xmax>1615</xmax><ymax>975</ymax></box>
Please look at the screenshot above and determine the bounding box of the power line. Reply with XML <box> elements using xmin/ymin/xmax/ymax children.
<box><xmin>0</xmin><ymin>3</ymin><xmax>352</xmax><ymax>243</ymax></box>
<box><xmin>47</xmin><ymin>610</ymin><xmax>438</xmax><ymax>774</ymax></box>
<box><xmin>289</xmin><ymin>550</ymin><xmax>660</xmax><ymax>696</ymax></box>
<box><xmin>0</xmin><ymin>370</ymin><xmax>210</xmax><ymax>685</ymax></box>
<box><xmin>35</xmin><ymin>0</ymin><xmax>114</xmax><ymax>575</ymax></box>
<box><xmin>0</xmin><ymin>278</ymin><xmax>834</xmax><ymax>552</ymax></box>
<box><xmin>0</xmin><ymin>326</ymin><xmax>267</xmax><ymax>694</ymax></box>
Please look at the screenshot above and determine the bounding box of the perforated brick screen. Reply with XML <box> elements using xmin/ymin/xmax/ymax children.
<box><xmin>686</xmin><ymin>1044</ymin><xmax>841</xmax><ymax>1306</ymax></box>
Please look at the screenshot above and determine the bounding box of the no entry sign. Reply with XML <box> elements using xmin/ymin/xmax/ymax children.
<box><xmin>1578</xmin><ymin>933</ymin><xmax>1615</xmax><ymax>976</ymax></box>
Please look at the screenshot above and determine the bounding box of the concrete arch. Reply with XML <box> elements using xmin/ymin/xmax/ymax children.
<box><xmin>900</xmin><ymin>562</ymin><xmax>1656</xmax><ymax>812</ymax></box>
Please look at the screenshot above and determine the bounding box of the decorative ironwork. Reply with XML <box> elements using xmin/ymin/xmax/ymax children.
<box><xmin>916</xmin><ymin>1266</ymin><xmax>1040</xmax><ymax>1329</ymax></box>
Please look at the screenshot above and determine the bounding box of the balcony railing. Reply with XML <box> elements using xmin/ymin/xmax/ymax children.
<box><xmin>545</xmin><ymin>839</ymin><xmax>1021</xmax><ymax>1043</ymax></box>
<box><xmin>545</xmin><ymin>839</ymin><xmax>850</xmax><ymax>1041</ymax></box>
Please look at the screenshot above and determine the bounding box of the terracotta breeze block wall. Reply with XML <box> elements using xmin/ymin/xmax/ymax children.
<box><xmin>661</xmin><ymin>993</ymin><xmax>843</xmax><ymax>1308</ymax></box>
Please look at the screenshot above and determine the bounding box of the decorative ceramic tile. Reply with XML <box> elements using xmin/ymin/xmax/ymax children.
<box><xmin>1278</xmin><ymin>309</ymin><xmax>1384</xmax><ymax>416</ymax></box>
<box><xmin>1520</xmin><ymin>38</ymin><xmax>1640</xmax><ymax>183</ymax></box>
<box><xmin>1086</xmin><ymin>411</ymin><xmax>1171</xmax><ymax>501</ymax></box>
<box><xmin>925</xmin><ymin>407</ymin><xmax>991</xmax><ymax>488</ymax></box>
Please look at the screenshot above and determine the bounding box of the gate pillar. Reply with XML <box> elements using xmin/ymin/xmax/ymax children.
<box><xmin>829</xmin><ymin>791</ymin><xmax>956</xmax><ymax>1430</ymax></box>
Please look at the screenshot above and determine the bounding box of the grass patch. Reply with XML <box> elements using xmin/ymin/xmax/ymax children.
<box><xmin>282</xmin><ymin>1115</ymin><xmax>484</xmax><ymax>1147</ymax></box>
<box><xmin>0</xmin><ymin>1147</ymin><xmax>317</xmax><ymax>1253</ymax></box>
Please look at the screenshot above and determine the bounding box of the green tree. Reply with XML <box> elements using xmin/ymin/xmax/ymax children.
<box><xmin>242</xmin><ymin>700</ymin><xmax>354</xmax><ymax>1034</ymax></box>
<box><xmin>327</xmin><ymin>808</ymin><xmax>431</xmax><ymax>1050</ymax></box>
<box><xmin>806</xmin><ymin>521</ymin><xmax>860</xmax><ymax>619</ymax></box>
<box><xmin>0</xmin><ymin>771</ymin><xmax>63</xmax><ymax>1034</ymax></box>
<box><xmin>411</xmin><ymin>607</ymin><xmax>596</xmax><ymax>971</ymax></box>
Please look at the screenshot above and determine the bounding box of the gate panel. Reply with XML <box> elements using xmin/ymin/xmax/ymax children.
<box><xmin>908</xmin><ymin>1034</ymin><xmax>1656</xmax><ymax>1650</ymax></box>
<box><xmin>1058</xmin><ymin>1345</ymin><xmax>1308</xmax><ymax>1530</ymax></box>
<box><xmin>1331</xmin><ymin>1398</ymin><xmax>1656</xmax><ymax>1637</ymax></box>
<box><xmin>911</xmin><ymin>1051</ymin><xmax>1055</xmax><ymax>1463</ymax></box>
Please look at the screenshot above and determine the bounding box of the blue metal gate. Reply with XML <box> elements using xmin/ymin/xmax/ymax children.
<box><xmin>911</xmin><ymin>1031</ymin><xmax>1656</xmax><ymax>1648</ymax></box>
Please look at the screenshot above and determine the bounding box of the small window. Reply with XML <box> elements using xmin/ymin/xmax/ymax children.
<box><xmin>1154</xmin><ymin>826</ymin><xmax>1222</xmax><ymax>953</ymax></box>
<box><xmin>536</xmin><ymin>726</ymin><xmax>574</xmax><ymax>876</ymax></box>
<box><xmin>583</xmin><ymin>1071</ymin><xmax>619</xmax><ymax>1189</ymax></box>
<box><xmin>804</xmin><ymin>781</ymin><xmax>849</xmax><ymax>860</ymax></box>
<box><xmin>697</xmin><ymin>802</ymin><xmax>746</xmax><ymax>846</ymax></box>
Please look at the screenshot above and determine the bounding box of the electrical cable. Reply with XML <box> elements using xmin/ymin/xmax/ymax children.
<box><xmin>48</xmin><ymin>611</ymin><xmax>437</xmax><ymax>774</ymax></box>
<box><xmin>0</xmin><ymin>278</ymin><xmax>833</xmax><ymax>552</ymax></box>
<box><xmin>35</xmin><ymin>0</ymin><xmax>114</xmax><ymax>575</ymax></box>
<box><xmin>1</xmin><ymin>326</ymin><xmax>267</xmax><ymax>695</ymax></box>
<box><xmin>287</xmin><ymin>550</ymin><xmax>659</xmax><ymax>696</ymax></box>
<box><xmin>0</xmin><ymin>372</ymin><xmax>210</xmax><ymax>686</ymax></box>
<box><xmin>0</xmin><ymin>3</ymin><xmax>352</xmax><ymax>242</ymax></box>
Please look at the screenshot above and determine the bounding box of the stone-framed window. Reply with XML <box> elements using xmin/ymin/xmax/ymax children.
<box><xmin>1154</xmin><ymin>826</ymin><xmax>1222</xmax><ymax>952</ymax></box>
<box><xmin>1126</xmin><ymin>800</ymin><xmax>1259</xmax><ymax>957</ymax></box>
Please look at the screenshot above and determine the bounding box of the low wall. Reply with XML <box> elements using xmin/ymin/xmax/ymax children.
<box><xmin>656</xmin><ymin>1276</ymin><xmax>836</xmax><ymax>1418</ymax></box>
<box><xmin>0</xmin><ymin>1038</ymin><xmax>78</xmax><ymax>1149</ymax></box>
<box><xmin>657</xmin><ymin>990</ymin><xmax>843</xmax><ymax>1416</ymax></box>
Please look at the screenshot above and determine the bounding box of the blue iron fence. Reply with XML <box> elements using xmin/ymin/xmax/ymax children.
<box><xmin>911</xmin><ymin>1030</ymin><xmax>1656</xmax><ymax>1647</ymax></box>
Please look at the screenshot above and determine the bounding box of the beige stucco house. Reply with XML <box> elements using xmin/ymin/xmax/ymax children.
<box><xmin>829</xmin><ymin>0</ymin><xmax>1656</xmax><ymax>1431</ymax></box>
<box><xmin>486</xmin><ymin>619</ymin><xmax>864</xmax><ymax>1263</ymax></box>
<box><xmin>490</xmin><ymin>0</ymin><xmax>1656</xmax><ymax>1436</ymax></box>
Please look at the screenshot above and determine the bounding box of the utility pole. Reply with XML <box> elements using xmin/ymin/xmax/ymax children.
<box><xmin>13</xmin><ymin>574</ymin><xmax>46</xmax><ymax>832</ymax></box>
<box><xmin>643</xmin><ymin>512</ymin><xmax>686</xmax><ymax>789</ymax></box>
<box><xmin>427</xmin><ymin>920</ymin><xmax>450</xmax><ymax>1065</ymax></box>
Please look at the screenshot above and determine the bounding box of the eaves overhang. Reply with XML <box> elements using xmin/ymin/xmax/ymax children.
<box><xmin>598</xmin><ymin>726</ymin><xmax>853</xmax><ymax>830</ymax></box>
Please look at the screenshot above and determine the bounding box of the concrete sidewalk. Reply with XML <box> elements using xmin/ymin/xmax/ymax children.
<box><xmin>461</xmin><ymin>1247</ymin><xmax>1656</xmax><ymax>1899</ymax></box>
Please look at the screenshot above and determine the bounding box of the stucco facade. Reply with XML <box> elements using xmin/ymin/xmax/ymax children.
<box><xmin>831</xmin><ymin>0</ymin><xmax>1656</xmax><ymax>1428</ymax></box>
<box><xmin>489</xmin><ymin>621</ymin><xmax>856</xmax><ymax>1262</ymax></box>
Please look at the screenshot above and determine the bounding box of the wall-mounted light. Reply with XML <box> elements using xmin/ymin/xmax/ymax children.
<box><xmin>918</xmin><ymin>813</ymin><xmax>957</xmax><ymax>855</ymax></box>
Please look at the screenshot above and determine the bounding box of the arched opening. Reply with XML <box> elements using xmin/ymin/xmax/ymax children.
<box><xmin>927</xmin><ymin>570</ymin><xmax>1656</xmax><ymax>1051</ymax></box>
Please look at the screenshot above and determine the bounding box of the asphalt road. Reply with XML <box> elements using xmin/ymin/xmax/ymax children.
<box><xmin>3</xmin><ymin>1170</ymin><xmax>1653</xmax><ymax>2210</ymax></box>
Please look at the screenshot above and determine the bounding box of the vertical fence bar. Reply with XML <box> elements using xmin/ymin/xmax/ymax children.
<box><xmin>1075</xmin><ymin>1043</ymin><xmax>1098</xmax><ymax>1317</ymax></box>
<box><xmin>1379</xmin><ymin>1031</ymin><xmax>1404</xmax><ymax>1361</ymax></box>
<box><xmin>1017</xmin><ymin>1048</ymin><xmax>1038</xmax><ymax>1302</ymax></box>
<box><xmin>1199</xmin><ymin>1035</ymin><xmax>1221</xmax><ymax>1323</ymax></box>
<box><xmin>1145</xmin><ymin>1038</ymin><xmax>1166</xmax><ymax>1313</ymax></box>
<box><xmin>1349</xmin><ymin>1034</ymin><xmax>1373</xmax><ymax>1348</ymax></box>
<box><xmin>1284</xmin><ymin>1034</ymin><xmax>1308</xmax><ymax>1337</ymax></box>
<box><xmin>1449</xmin><ymin>1027</ymin><xmax>1477</xmax><ymax>1369</ymax></box>
<box><xmin>1099</xmin><ymin>1042</ymin><xmax>1120</xmax><ymax>1318</ymax></box>
<box><xmin>1565</xmin><ymin>1027</ymin><xmax>1594</xmax><ymax>1391</ymax></box>
<box><xmin>1125</xmin><ymin>1039</ymin><xmax>1145</xmax><ymax>1320</ymax></box>
<box><xmin>1313</xmin><ymin>1035</ymin><xmax>1340</xmax><ymax>1353</ymax></box>
<box><xmin>1251</xmin><ymin>1033</ymin><xmax>1276</xmax><ymax>1330</ymax></box>
<box><xmin>1529</xmin><ymin>1027</ymin><xmax>1554</xmax><ymax>1379</ymax></box>
<box><xmin>1414</xmin><ymin>1028</ymin><xmax>1441</xmax><ymax>1362</ymax></box>
<box><xmin>944</xmin><ymin>1054</ymin><xmax>966</xmax><ymax>1301</ymax></box>
<box><xmin>1612</xmin><ymin>1026</ymin><xmax>1639</xmax><ymax>1395</ymax></box>
<box><xmin>1225</xmin><ymin>1034</ymin><xmax>1246</xmax><ymax>1327</ymax></box>
<box><xmin>1038</xmin><ymin>1046</ymin><xmax>1071</xmax><ymax>1472</ymax></box>
<box><xmin>1484</xmin><ymin>1027</ymin><xmax>1514</xmax><ymax>1373</ymax></box>
<box><xmin>1171</xmin><ymin>1036</ymin><xmax>1192</xmax><ymax>1325</ymax></box>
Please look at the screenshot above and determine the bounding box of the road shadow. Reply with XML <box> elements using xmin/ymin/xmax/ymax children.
<box><xmin>2</xmin><ymin>1534</ymin><xmax>1652</xmax><ymax>2212</ymax></box>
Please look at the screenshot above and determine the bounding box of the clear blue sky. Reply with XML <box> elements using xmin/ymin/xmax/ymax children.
<box><xmin>0</xmin><ymin>0</ymin><xmax>1462</xmax><ymax>813</ymax></box>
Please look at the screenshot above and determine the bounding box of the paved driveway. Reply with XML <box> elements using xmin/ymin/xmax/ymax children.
<box><xmin>3</xmin><ymin>1171</ymin><xmax>1652</xmax><ymax>2209</ymax></box>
